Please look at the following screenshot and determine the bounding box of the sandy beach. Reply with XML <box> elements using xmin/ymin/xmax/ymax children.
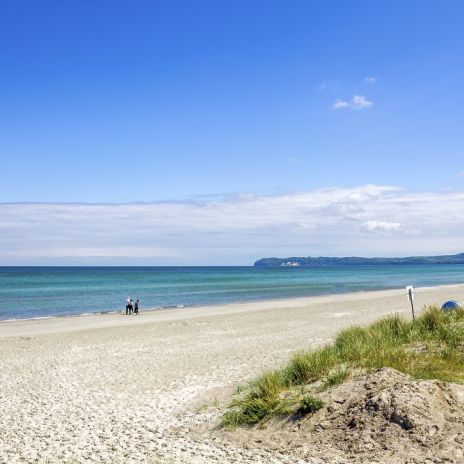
<box><xmin>1</xmin><ymin>284</ymin><xmax>464</xmax><ymax>463</ymax></box>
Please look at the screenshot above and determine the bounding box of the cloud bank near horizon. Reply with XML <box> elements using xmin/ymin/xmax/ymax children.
<box><xmin>1</xmin><ymin>185</ymin><xmax>464</xmax><ymax>265</ymax></box>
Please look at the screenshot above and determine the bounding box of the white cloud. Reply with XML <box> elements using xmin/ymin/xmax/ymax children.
<box><xmin>361</xmin><ymin>221</ymin><xmax>401</xmax><ymax>232</ymax></box>
<box><xmin>364</xmin><ymin>76</ymin><xmax>377</xmax><ymax>83</ymax></box>
<box><xmin>332</xmin><ymin>95</ymin><xmax>373</xmax><ymax>110</ymax></box>
<box><xmin>352</xmin><ymin>95</ymin><xmax>373</xmax><ymax>109</ymax></box>
<box><xmin>1</xmin><ymin>185</ymin><xmax>464</xmax><ymax>264</ymax></box>
<box><xmin>332</xmin><ymin>99</ymin><xmax>350</xmax><ymax>109</ymax></box>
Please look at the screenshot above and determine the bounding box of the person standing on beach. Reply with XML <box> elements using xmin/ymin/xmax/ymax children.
<box><xmin>126</xmin><ymin>297</ymin><xmax>131</xmax><ymax>315</ymax></box>
<box><xmin>134</xmin><ymin>299</ymin><xmax>139</xmax><ymax>315</ymax></box>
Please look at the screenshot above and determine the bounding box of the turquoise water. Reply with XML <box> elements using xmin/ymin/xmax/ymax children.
<box><xmin>1</xmin><ymin>265</ymin><xmax>464</xmax><ymax>320</ymax></box>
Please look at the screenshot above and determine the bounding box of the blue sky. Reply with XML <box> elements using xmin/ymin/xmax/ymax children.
<box><xmin>1</xmin><ymin>1</ymin><xmax>464</xmax><ymax>264</ymax></box>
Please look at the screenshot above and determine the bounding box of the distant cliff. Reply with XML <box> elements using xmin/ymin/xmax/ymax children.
<box><xmin>254</xmin><ymin>253</ymin><xmax>464</xmax><ymax>267</ymax></box>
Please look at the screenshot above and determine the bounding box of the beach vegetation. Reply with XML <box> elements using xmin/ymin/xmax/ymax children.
<box><xmin>221</xmin><ymin>305</ymin><xmax>464</xmax><ymax>428</ymax></box>
<box><xmin>319</xmin><ymin>366</ymin><xmax>350</xmax><ymax>390</ymax></box>
<box><xmin>297</xmin><ymin>394</ymin><xmax>324</xmax><ymax>415</ymax></box>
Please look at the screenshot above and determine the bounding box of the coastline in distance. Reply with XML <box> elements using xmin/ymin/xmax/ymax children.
<box><xmin>254</xmin><ymin>252</ymin><xmax>464</xmax><ymax>267</ymax></box>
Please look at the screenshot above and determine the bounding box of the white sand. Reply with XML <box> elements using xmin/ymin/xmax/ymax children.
<box><xmin>1</xmin><ymin>284</ymin><xmax>463</xmax><ymax>463</ymax></box>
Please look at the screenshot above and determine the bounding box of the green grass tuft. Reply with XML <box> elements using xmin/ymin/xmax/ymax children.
<box><xmin>320</xmin><ymin>367</ymin><xmax>350</xmax><ymax>390</ymax></box>
<box><xmin>222</xmin><ymin>305</ymin><xmax>464</xmax><ymax>428</ymax></box>
<box><xmin>298</xmin><ymin>395</ymin><xmax>324</xmax><ymax>415</ymax></box>
<box><xmin>250</xmin><ymin>370</ymin><xmax>286</xmax><ymax>400</ymax></box>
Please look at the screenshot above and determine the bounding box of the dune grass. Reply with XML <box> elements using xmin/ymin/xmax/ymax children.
<box><xmin>222</xmin><ymin>306</ymin><xmax>464</xmax><ymax>429</ymax></box>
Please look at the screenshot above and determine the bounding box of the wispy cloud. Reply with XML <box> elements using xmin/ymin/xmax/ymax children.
<box><xmin>318</xmin><ymin>80</ymin><xmax>327</xmax><ymax>92</ymax></box>
<box><xmin>332</xmin><ymin>95</ymin><xmax>374</xmax><ymax>110</ymax></box>
<box><xmin>364</xmin><ymin>76</ymin><xmax>377</xmax><ymax>83</ymax></box>
<box><xmin>1</xmin><ymin>185</ymin><xmax>464</xmax><ymax>264</ymax></box>
<box><xmin>317</xmin><ymin>80</ymin><xmax>340</xmax><ymax>93</ymax></box>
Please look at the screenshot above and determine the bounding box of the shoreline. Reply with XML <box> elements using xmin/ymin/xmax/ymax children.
<box><xmin>3</xmin><ymin>265</ymin><xmax>464</xmax><ymax>324</ymax></box>
<box><xmin>1</xmin><ymin>282</ymin><xmax>463</xmax><ymax>338</ymax></box>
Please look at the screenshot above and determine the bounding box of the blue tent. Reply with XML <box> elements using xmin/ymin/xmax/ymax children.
<box><xmin>441</xmin><ymin>300</ymin><xmax>462</xmax><ymax>312</ymax></box>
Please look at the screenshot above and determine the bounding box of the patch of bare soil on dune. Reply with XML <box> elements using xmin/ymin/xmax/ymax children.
<box><xmin>217</xmin><ymin>368</ymin><xmax>464</xmax><ymax>463</ymax></box>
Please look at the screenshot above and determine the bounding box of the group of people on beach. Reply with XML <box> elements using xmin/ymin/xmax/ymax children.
<box><xmin>125</xmin><ymin>297</ymin><xmax>140</xmax><ymax>315</ymax></box>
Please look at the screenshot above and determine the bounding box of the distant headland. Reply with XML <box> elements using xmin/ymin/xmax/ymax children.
<box><xmin>254</xmin><ymin>252</ymin><xmax>464</xmax><ymax>267</ymax></box>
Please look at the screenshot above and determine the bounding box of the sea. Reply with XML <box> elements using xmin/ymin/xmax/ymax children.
<box><xmin>1</xmin><ymin>265</ymin><xmax>464</xmax><ymax>321</ymax></box>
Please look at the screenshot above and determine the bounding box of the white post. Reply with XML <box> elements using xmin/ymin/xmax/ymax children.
<box><xmin>406</xmin><ymin>286</ymin><xmax>415</xmax><ymax>320</ymax></box>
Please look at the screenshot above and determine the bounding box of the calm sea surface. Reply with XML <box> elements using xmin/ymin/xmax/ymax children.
<box><xmin>1</xmin><ymin>265</ymin><xmax>464</xmax><ymax>320</ymax></box>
